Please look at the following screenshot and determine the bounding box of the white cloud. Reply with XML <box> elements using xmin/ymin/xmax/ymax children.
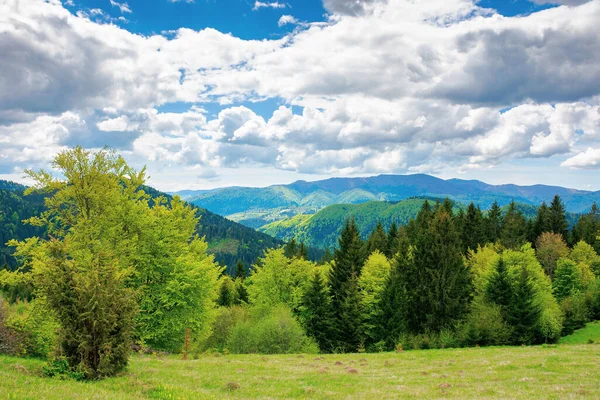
<box><xmin>109</xmin><ymin>0</ymin><xmax>131</xmax><ymax>14</ymax></box>
<box><xmin>1</xmin><ymin>0</ymin><xmax>600</xmax><ymax>186</ymax></box>
<box><xmin>253</xmin><ymin>1</ymin><xmax>286</xmax><ymax>11</ymax></box>
<box><xmin>278</xmin><ymin>15</ymin><xmax>298</xmax><ymax>27</ymax></box>
<box><xmin>562</xmin><ymin>147</ymin><xmax>600</xmax><ymax>168</ymax></box>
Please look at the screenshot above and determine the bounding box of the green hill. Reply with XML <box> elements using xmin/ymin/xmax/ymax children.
<box><xmin>0</xmin><ymin>181</ymin><xmax>291</xmax><ymax>273</ymax></box>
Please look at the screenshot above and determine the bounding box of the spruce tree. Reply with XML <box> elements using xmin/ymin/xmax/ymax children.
<box><xmin>462</xmin><ymin>203</ymin><xmax>485</xmax><ymax>252</ymax></box>
<box><xmin>328</xmin><ymin>218</ymin><xmax>365</xmax><ymax>350</ymax></box>
<box><xmin>533</xmin><ymin>202</ymin><xmax>551</xmax><ymax>240</ymax></box>
<box><xmin>410</xmin><ymin>210</ymin><xmax>472</xmax><ymax>333</ymax></box>
<box><xmin>300</xmin><ymin>272</ymin><xmax>336</xmax><ymax>353</ymax></box>
<box><xmin>217</xmin><ymin>277</ymin><xmax>236</xmax><ymax>307</ymax></box>
<box><xmin>284</xmin><ymin>238</ymin><xmax>298</xmax><ymax>258</ymax></box>
<box><xmin>506</xmin><ymin>266</ymin><xmax>541</xmax><ymax>345</ymax></box>
<box><xmin>386</xmin><ymin>221</ymin><xmax>399</xmax><ymax>258</ymax></box>
<box><xmin>377</xmin><ymin>235</ymin><xmax>411</xmax><ymax>349</ymax></box>
<box><xmin>235</xmin><ymin>260</ymin><xmax>247</xmax><ymax>279</ymax></box>
<box><xmin>572</xmin><ymin>203</ymin><xmax>600</xmax><ymax>252</ymax></box>
<box><xmin>298</xmin><ymin>242</ymin><xmax>308</xmax><ymax>260</ymax></box>
<box><xmin>486</xmin><ymin>201</ymin><xmax>503</xmax><ymax>243</ymax></box>
<box><xmin>485</xmin><ymin>258</ymin><xmax>513</xmax><ymax>312</ymax></box>
<box><xmin>366</xmin><ymin>221</ymin><xmax>388</xmax><ymax>256</ymax></box>
<box><xmin>500</xmin><ymin>201</ymin><xmax>527</xmax><ymax>250</ymax></box>
<box><xmin>338</xmin><ymin>273</ymin><xmax>363</xmax><ymax>352</ymax></box>
<box><xmin>549</xmin><ymin>195</ymin><xmax>569</xmax><ymax>242</ymax></box>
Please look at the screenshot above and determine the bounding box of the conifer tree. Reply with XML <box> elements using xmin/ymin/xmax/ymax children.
<box><xmin>328</xmin><ymin>218</ymin><xmax>364</xmax><ymax>350</ymax></box>
<box><xmin>572</xmin><ymin>203</ymin><xmax>600</xmax><ymax>252</ymax></box>
<box><xmin>532</xmin><ymin>202</ymin><xmax>551</xmax><ymax>240</ymax></box>
<box><xmin>549</xmin><ymin>195</ymin><xmax>569</xmax><ymax>241</ymax></box>
<box><xmin>506</xmin><ymin>266</ymin><xmax>541</xmax><ymax>345</ymax></box>
<box><xmin>365</xmin><ymin>221</ymin><xmax>388</xmax><ymax>256</ymax></box>
<box><xmin>298</xmin><ymin>242</ymin><xmax>308</xmax><ymax>260</ymax></box>
<box><xmin>486</xmin><ymin>201</ymin><xmax>503</xmax><ymax>243</ymax></box>
<box><xmin>320</xmin><ymin>248</ymin><xmax>334</xmax><ymax>264</ymax></box>
<box><xmin>386</xmin><ymin>221</ymin><xmax>399</xmax><ymax>258</ymax></box>
<box><xmin>485</xmin><ymin>258</ymin><xmax>513</xmax><ymax>312</ymax></box>
<box><xmin>500</xmin><ymin>201</ymin><xmax>527</xmax><ymax>249</ymax></box>
<box><xmin>338</xmin><ymin>273</ymin><xmax>363</xmax><ymax>352</ymax></box>
<box><xmin>407</xmin><ymin>200</ymin><xmax>433</xmax><ymax>243</ymax></box>
<box><xmin>553</xmin><ymin>258</ymin><xmax>583</xmax><ymax>301</ymax></box>
<box><xmin>377</xmin><ymin>235</ymin><xmax>411</xmax><ymax>348</ymax></box>
<box><xmin>284</xmin><ymin>238</ymin><xmax>299</xmax><ymax>258</ymax></box>
<box><xmin>217</xmin><ymin>277</ymin><xmax>236</xmax><ymax>307</ymax></box>
<box><xmin>410</xmin><ymin>210</ymin><xmax>472</xmax><ymax>332</ymax></box>
<box><xmin>300</xmin><ymin>272</ymin><xmax>336</xmax><ymax>353</ymax></box>
<box><xmin>462</xmin><ymin>203</ymin><xmax>485</xmax><ymax>252</ymax></box>
<box><xmin>235</xmin><ymin>260</ymin><xmax>247</xmax><ymax>279</ymax></box>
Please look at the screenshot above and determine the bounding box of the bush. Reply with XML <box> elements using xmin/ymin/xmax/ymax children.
<box><xmin>200</xmin><ymin>306</ymin><xmax>250</xmax><ymax>352</ymax></box>
<box><xmin>4</xmin><ymin>299</ymin><xmax>58</xmax><ymax>359</ymax></box>
<box><xmin>396</xmin><ymin>329</ymin><xmax>462</xmax><ymax>351</ymax></box>
<box><xmin>459</xmin><ymin>300</ymin><xmax>512</xmax><ymax>347</ymax></box>
<box><xmin>0</xmin><ymin>295</ymin><xmax>19</xmax><ymax>356</ymax></box>
<box><xmin>226</xmin><ymin>305</ymin><xmax>319</xmax><ymax>354</ymax></box>
<box><xmin>560</xmin><ymin>293</ymin><xmax>590</xmax><ymax>336</ymax></box>
<box><xmin>585</xmin><ymin>279</ymin><xmax>600</xmax><ymax>320</ymax></box>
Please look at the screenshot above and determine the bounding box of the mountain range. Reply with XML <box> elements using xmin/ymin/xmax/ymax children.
<box><xmin>177</xmin><ymin>174</ymin><xmax>600</xmax><ymax>230</ymax></box>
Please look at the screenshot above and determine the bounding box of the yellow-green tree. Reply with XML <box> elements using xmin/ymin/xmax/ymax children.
<box><xmin>358</xmin><ymin>251</ymin><xmax>390</xmax><ymax>348</ymax></box>
<box><xmin>10</xmin><ymin>147</ymin><xmax>220</xmax><ymax>377</ymax></box>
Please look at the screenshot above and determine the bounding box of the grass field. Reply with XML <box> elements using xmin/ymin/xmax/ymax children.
<box><xmin>559</xmin><ymin>321</ymin><xmax>600</xmax><ymax>345</ymax></box>
<box><xmin>1</xmin><ymin>344</ymin><xmax>599</xmax><ymax>399</ymax></box>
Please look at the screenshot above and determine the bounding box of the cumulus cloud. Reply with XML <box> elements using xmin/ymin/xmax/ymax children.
<box><xmin>1</xmin><ymin>0</ymin><xmax>600</xmax><ymax>185</ymax></box>
<box><xmin>562</xmin><ymin>148</ymin><xmax>600</xmax><ymax>168</ymax></box>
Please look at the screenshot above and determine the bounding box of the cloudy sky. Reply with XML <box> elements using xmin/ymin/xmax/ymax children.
<box><xmin>1</xmin><ymin>0</ymin><xmax>599</xmax><ymax>191</ymax></box>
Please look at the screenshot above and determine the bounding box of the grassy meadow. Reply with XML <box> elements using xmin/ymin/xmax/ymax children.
<box><xmin>1</xmin><ymin>343</ymin><xmax>599</xmax><ymax>399</ymax></box>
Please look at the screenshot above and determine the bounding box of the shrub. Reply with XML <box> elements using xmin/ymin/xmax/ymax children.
<box><xmin>200</xmin><ymin>306</ymin><xmax>250</xmax><ymax>352</ymax></box>
<box><xmin>226</xmin><ymin>305</ymin><xmax>318</xmax><ymax>354</ymax></box>
<box><xmin>459</xmin><ymin>300</ymin><xmax>512</xmax><ymax>347</ymax></box>
<box><xmin>0</xmin><ymin>295</ymin><xmax>19</xmax><ymax>356</ymax></box>
<box><xmin>396</xmin><ymin>329</ymin><xmax>462</xmax><ymax>351</ymax></box>
<box><xmin>560</xmin><ymin>293</ymin><xmax>590</xmax><ymax>336</ymax></box>
<box><xmin>4</xmin><ymin>299</ymin><xmax>58</xmax><ymax>359</ymax></box>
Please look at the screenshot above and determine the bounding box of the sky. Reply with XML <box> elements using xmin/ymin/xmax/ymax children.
<box><xmin>1</xmin><ymin>0</ymin><xmax>600</xmax><ymax>192</ymax></box>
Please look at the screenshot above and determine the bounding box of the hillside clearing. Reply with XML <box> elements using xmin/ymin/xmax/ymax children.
<box><xmin>1</xmin><ymin>344</ymin><xmax>599</xmax><ymax>399</ymax></box>
<box><xmin>559</xmin><ymin>321</ymin><xmax>600</xmax><ymax>345</ymax></box>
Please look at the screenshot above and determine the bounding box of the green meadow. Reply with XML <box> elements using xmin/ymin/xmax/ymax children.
<box><xmin>1</xmin><ymin>343</ymin><xmax>599</xmax><ymax>399</ymax></box>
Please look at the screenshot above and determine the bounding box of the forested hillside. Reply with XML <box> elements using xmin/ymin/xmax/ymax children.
<box><xmin>259</xmin><ymin>198</ymin><xmax>581</xmax><ymax>250</ymax></box>
<box><xmin>0</xmin><ymin>181</ymin><xmax>289</xmax><ymax>272</ymax></box>
<box><xmin>182</xmin><ymin>174</ymin><xmax>600</xmax><ymax>231</ymax></box>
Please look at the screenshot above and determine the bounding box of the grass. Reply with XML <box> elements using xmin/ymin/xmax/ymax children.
<box><xmin>559</xmin><ymin>321</ymin><xmax>600</xmax><ymax>344</ymax></box>
<box><xmin>1</xmin><ymin>344</ymin><xmax>600</xmax><ymax>399</ymax></box>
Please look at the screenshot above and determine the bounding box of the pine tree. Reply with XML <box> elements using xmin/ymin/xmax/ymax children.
<box><xmin>500</xmin><ymin>201</ymin><xmax>527</xmax><ymax>249</ymax></box>
<box><xmin>300</xmin><ymin>272</ymin><xmax>336</xmax><ymax>353</ymax></box>
<box><xmin>217</xmin><ymin>277</ymin><xmax>236</xmax><ymax>307</ymax></box>
<box><xmin>298</xmin><ymin>242</ymin><xmax>308</xmax><ymax>260</ymax></box>
<box><xmin>377</xmin><ymin>235</ymin><xmax>411</xmax><ymax>349</ymax></box>
<box><xmin>462</xmin><ymin>203</ymin><xmax>485</xmax><ymax>252</ymax></box>
<box><xmin>485</xmin><ymin>258</ymin><xmax>513</xmax><ymax>312</ymax></box>
<box><xmin>235</xmin><ymin>260</ymin><xmax>247</xmax><ymax>279</ymax></box>
<box><xmin>386</xmin><ymin>221</ymin><xmax>399</xmax><ymax>258</ymax></box>
<box><xmin>320</xmin><ymin>248</ymin><xmax>334</xmax><ymax>264</ymax></box>
<box><xmin>284</xmin><ymin>238</ymin><xmax>298</xmax><ymax>258</ymax></box>
<box><xmin>328</xmin><ymin>217</ymin><xmax>365</xmax><ymax>351</ymax></box>
<box><xmin>549</xmin><ymin>195</ymin><xmax>569</xmax><ymax>242</ymax></box>
<box><xmin>407</xmin><ymin>200</ymin><xmax>433</xmax><ymax>243</ymax></box>
<box><xmin>486</xmin><ymin>201</ymin><xmax>503</xmax><ymax>243</ymax></box>
<box><xmin>410</xmin><ymin>210</ymin><xmax>472</xmax><ymax>333</ymax></box>
<box><xmin>506</xmin><ymin>266</ymin><xmax>541</xmax><ymax>345</ymax></box>
<box><xmin>532</xmin><ymin>202</ymin><xmax>551</xmax><ymax>240</ymax></box>
<box><xmin>338</xmin><ymin>273</ymin><xmax>363</xmax><ymax>352</ymax></box>
<box><xmin>365</xmin><ymin>221</ymin><xmax>388</xmax><ymax>256</ymax></box>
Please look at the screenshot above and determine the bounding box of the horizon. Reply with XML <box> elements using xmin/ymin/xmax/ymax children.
<box><xmin>2</xmin><ymin>0</ymin><xmax>600</xmax><ymax>192</ymax></box>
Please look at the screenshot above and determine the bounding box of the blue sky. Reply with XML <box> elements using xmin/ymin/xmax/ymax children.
<box><xmin>1</xmin><ymin>0</ymin><xmax>599</xmax><ymax>192</ymax></box>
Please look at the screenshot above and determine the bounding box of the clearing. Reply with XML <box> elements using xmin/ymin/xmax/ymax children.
<box><xmin>0</xmin><ymin>344</ymin><xmax>599</xmax><ymax>399</ymax></box>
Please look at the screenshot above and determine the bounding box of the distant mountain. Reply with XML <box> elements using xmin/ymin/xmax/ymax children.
<box><xmin>0</xmin><ymin>181</ymin><xmax>315</xmax><ymax>273</ymax></box>
<box><xmin>179</xmin><ymin>174</ymin><xmax>600</xmax><ymax>229</ymax></box>
<box><xmin>258</xmin><ymin>198</ymin><xmax>581</xmax><ymax>250</ymax></box>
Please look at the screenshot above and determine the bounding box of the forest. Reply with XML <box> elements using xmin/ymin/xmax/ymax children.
<box><xmin>1</xmin><ymin>147</ymin><xmax>599</xmax><ymax>380</ymax></box>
